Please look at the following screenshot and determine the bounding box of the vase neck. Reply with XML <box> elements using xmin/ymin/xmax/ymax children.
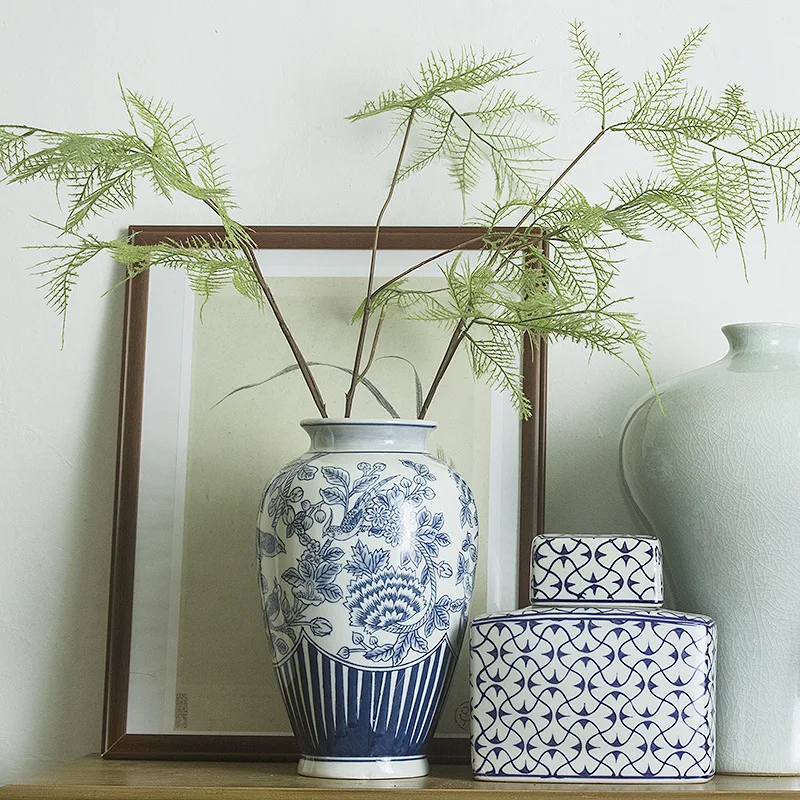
<box><xmin>300</xmin><ymin>419</ymin><xmax>436</xmax><ymax>453</ymax></box>
<box><xmin>722</xmin><ymin>323</ymin><xmax>800</xmax><ymax>372</ymax></box>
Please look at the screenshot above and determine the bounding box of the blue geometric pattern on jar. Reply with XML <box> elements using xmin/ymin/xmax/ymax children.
<box><xmin>470</xmin><ymin>608</ymin><xmax>716</xmax><ymax>781</ymax></box>
<box><xmin>531</xmin><ymin>535</ymin><xmax>663</xmax><ymax>606</ymax></box>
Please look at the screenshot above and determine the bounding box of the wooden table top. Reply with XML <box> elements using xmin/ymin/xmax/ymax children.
<box><xmin>2</xmin><ymin>756</ymin><xmax>800</xmax><ymax>799</ymax></box>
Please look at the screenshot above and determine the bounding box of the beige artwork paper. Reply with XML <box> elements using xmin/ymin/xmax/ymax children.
<box><xmin>173</xmin><ymin>274</ymin><xmax>494</xmax><ymax>737</ymax></box>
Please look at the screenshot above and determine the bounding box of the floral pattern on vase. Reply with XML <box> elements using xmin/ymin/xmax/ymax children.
<box><xmin>256</xmin><ymin>419</ymin><xmax>478</xmax><ymax>779</ymax></box>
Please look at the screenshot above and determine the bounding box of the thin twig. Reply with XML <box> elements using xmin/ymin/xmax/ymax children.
<box><xmin>418</xmin><ymin>322</ymin><xmax>471</xmax><ymax>419</ymax></box>
<box><xmin>482</xmin><ymin>127</ymin><xmax>610</xmax><ymax>271</ymax></box>
<box><xmin>204</xmin><ymin>200</ymin><xmax>328</xmax><ymax>417</ymax></box>
<box><xmin>358</xmin><ymin>305</ymin><xmax>387</xmax><ymax>383</ymax></box>
<box><xmin>368</xmin><ymin>235</ymin><xmax>486</xmax><ymax>301</ymax></box>
<box><xmin>344</xmin><ymin>108</ymin><xmax>417</xmax><ymax>417</ymax></box>
<box><xmin>370</xmin><ymin>129</ymin><xmax>610</xmax><ymax>308</ymax></box>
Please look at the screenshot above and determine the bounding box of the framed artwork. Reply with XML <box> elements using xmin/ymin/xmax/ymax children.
<box><xmin>102</xmin><ymin>226</ymin><xmax>547</xmax><ymax>761</ymax></box>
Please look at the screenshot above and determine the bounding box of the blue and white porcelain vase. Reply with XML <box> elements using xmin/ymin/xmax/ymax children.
<box><xmin>620</xmin><ymin>322</ymin><xmax>800</xmax><ymax>773</ymax></box>
<box><xmin>470</xmin><ymin>534</ymin><xmax>716</xmax><ymax>782</ymax></box>
<box><xmin>256</xmin><ymin>419</ymin><xmax>478</xmax><ymax>779</ymax></box>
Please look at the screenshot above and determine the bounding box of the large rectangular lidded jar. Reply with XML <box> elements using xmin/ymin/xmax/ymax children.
<box><xmin>470</xmin><ymin>534</ymin><xmax>716</xmax><ymax>783</ymax></box>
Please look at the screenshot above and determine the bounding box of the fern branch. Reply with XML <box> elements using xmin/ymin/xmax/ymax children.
<box><xmin>8</xmin><ymin>24</ymin><xmax>800</xmax><ymax>422</ymax></box>
<box><xmin>569</xmin><ymin>19</ymin><xmax>630</xmax><ymax>127</ymax></box>
<box><xmin>0</xmin><ymin>86</ymin><xmax>328</xmax><ymax>416</ymax></box>
<box><xmin>631</xmin><ymin>25</ymin><xmax>709</xmax><ymax>119</ymax></box>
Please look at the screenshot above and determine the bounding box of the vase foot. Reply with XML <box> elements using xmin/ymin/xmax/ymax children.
<box><xmin>297</xmin><ymin>755</ymin><xmax>429</xmax><ymax>779</ymax></box>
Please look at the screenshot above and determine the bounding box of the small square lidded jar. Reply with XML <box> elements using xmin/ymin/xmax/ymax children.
<box><xmin>470</xmin><ymin>534</ymin><xmax>716</xmax><ymax>782</ymax></box>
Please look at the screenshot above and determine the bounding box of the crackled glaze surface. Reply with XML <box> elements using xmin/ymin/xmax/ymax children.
<box><xmin>620</xmin><ymin>323</ymin><xmax>800</xmax><ymax>774</ymax></box>
<box><xmin>256</xmin><ymin>420</ymin><xmax>478</xmax><ymax>779</ymax></box>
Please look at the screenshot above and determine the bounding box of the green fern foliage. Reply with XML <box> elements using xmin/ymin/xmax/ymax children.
<box><xmin>570</xmin><ymin>22</ymin><xmax>800</xmax><ymax>265</ymax></box>
<box><xmin>528</xmin><ymin>22</ymin><xmax>800</xmax><ymax>292</ymax></box>
<box><xmin>355</xmin><ymin>24</ymin><xmax>800</xmax><ymax>414</ymax></box>
<box><xmin>569</xmin><ymin>20</ymin><xmax>629</xmax><ymax>128</ymax></box>
<box><xmin>5</xmin><ymin>23</ymin><xmax>800</xmax><ymax>418</ymax></box>
<box><xmin>0</xmin><ymin>81</ymin><xmax>261</xmax><ymax>326</ymax></box>
<box><xmin>349</xmin><ymin>47</ymin><xmax>556</xmax><ymax>202</ymax></box>
<box><xmin>31</xmin><ymin>233</ymin><xmax>261</xmax><ymax>322</ymax></box>
<box><xmin>630</xmin><ymin>25</ymin><xmax>709</xmax><ymax>120</ymax></box>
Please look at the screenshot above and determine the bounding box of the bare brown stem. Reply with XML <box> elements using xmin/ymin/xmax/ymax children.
<box><xmin>344</xmin><ymin>108</ymin><xmax>417</xmax><ymax>417</ymax></box>
<box><xmin>480</xmin><ymin>127</ymin><xmax>610</xmax><ymax>273</ymax></box>
<box><xmin>357</xmin><ymin>306</ymin><xmax>386</xmax><ymax>383</ymax></box>
<box><xmin>368</xmin><ymin>235</ymin><xmax>486</xmax><ymax>301</ymax></box>
<box><xmin>370</xmin><ymin>129</ymin><xmax>611</xmax><ymax>308</ymax></box>
<box><xmin>418</xmin><ymin>322</ymin><xmax>469</xmax><ymax>419</ymax></box>
<box><xmin>204</xmin><ymin>200</ymin><xmax>328</xmax><ymax>417</ymax></box>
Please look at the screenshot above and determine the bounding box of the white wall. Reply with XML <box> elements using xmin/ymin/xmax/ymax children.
<box><xmin>1</xmin><ymin>0</ymin><xmax>799</xmax><ymax>784</ymax></box>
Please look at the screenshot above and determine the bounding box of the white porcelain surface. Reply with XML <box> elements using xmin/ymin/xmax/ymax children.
<box><xmin>620</xmin><ymin>322</ymin><xmax>800</xmax><ymax>773</ymax></box>
<box><xmin>256</xmin><ymin>420</ymin><xmax>478</xmax><ymax>779</ymax></box>
<box><xmin>531</xmin><ymin>534</ymin><xmax>663</xmax><ymax>606</ymax></box>
<box><xmin>470</xmin><ymin>534</ymin><xmax>715</xmax><ymax>782</ymax></box>
<box><xmin>297</xmin><ymin>755</ymin><xmax>429</xmax><ymax>779</ymax></box>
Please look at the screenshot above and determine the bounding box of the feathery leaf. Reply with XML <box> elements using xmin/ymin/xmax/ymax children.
<box><xmin>569</xmin><ymin>20</ymin><xmax>630</xmax><ymax>127</ymax></box>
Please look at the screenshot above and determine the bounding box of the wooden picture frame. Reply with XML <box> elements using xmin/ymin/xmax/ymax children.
<box><xmin>101</xmin><ymin>225</ymin><xmax>547</xmax><ymax>762</ymax></box>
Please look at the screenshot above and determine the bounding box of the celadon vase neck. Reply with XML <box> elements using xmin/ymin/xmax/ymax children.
<box><xmin>300</xmin><ymin>418</ymin><xmax>436</xmax><ymax>453</ymax></box>
<box><xmin>722</xmin><ymin>322</ymin><xmax>800</xmax><ymax>373</ymax></box>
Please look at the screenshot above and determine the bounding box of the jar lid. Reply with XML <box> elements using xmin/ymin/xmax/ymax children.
<box><xmin>530</xmin><ymin>534</ymin><xmax>663</xmax><ymax>608</ymax></box>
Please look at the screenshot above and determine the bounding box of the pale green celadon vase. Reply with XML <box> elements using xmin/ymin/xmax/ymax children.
<box><xmin>620</xmin><ymin>322</ymin><xmax>800</xmax><ymax>774</ymax></box>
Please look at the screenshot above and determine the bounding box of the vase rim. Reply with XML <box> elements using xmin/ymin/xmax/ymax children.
<box><xmin>721</xmin><ymin>322</ymin><xmax>800</xmax><ymax>359</ymax></box>
<box><xmin>300</xmin><ymin>418</ymin><xmax>437</xmax><ymax>428</ymax></box>
<box><xmin>300</xmin><ymin>418</ymin><xmax>437</xmax><ymax>453</ymax></box>
<box><xmin>722</xmin><ymin>321</ymin><xmax>800</xmax><ymax>332</ymax></box>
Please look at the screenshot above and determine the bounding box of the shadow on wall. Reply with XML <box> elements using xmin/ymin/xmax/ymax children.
<box><xmin>544</xmin><ymin>373</ymin><xmax>646</xmax><ymax>550</ymax></box>
<box><xmin>33</xmin><ymin>281</ymin><xmax>124</xmax><ymax>777</ymax></box>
